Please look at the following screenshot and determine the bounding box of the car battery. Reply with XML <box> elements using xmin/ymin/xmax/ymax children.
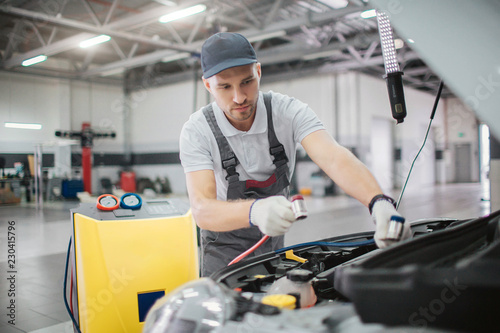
<box><xmin>67</xmin><ymin>194</ymin><xmax>199</xmax><ymax>333</ymax></box>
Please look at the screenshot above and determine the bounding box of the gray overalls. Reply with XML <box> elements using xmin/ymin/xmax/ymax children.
<box><xmin>201</xmin><ymin>92</ymin><xmax>290</xmax><ymax>277</ymax></box>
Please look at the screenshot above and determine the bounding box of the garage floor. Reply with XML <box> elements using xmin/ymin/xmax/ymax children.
<box><xmin>0</xmin><ymin>182</ymin><xmax>490</xmax><ymax>333</ymax></box>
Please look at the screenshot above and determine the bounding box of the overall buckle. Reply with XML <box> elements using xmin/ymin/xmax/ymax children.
<box><xmin>222</xmin><ymin>156</ymin><xmax>239</xmax><ymax>180</ymax></box>
<box><xmin>270</xmin><ymin>144</ymin><xmax>289</xmax><ymax>163</ymax></box>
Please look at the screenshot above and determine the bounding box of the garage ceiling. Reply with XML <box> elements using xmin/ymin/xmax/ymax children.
<box><xmin>0</xmin><ymin>0</ymin><xmax>446</xmax><ymax>95</ymax></box>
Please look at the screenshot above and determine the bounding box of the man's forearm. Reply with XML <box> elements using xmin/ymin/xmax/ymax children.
<box><xmin>327</xmin><ymin>148</ymin><xmax>383</xmax><ymax>207</ymax></box>
<box><xmin>191</xmin><ymin>197</ymin><xmax>254</xmax><ymax>231</ymax></box>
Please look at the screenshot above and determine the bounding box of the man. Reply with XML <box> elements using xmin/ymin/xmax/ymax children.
<box><xmin>180</xmin><ymin>32</ymin><xmax>411</xmax><ymax>277</ymax></box>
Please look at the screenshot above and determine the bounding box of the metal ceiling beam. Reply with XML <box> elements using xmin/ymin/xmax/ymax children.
<box><xmin>2</xmin><ymin>1</ymin><xmax>370</xmax><ymax>78</ymax></box>
<box><xmin>0</xmin><ymin>6</ymin><xmax>197</xmax><ymax>50</ymax></box>
<box><xmin>82</xmin><ymin>30</ymin><xmax>376</xmax><ymax>78</ymax></box>
<box><xmin>128</xmin><ymin>51</ymin><xmax>421</xmax><ymax>92</ymax></box>
<box><xmin>237</xmin><ymin>0</ymin><xmax>262</xmax><ymax>28</ymax></box>
<box><xmin>215</xmin><ymin>15</ymin><xmax>255</xmax><ymax>29</ymax></box>
<box><xmin>81</xmin><ymin>0</ymin><xmax>102</xmax><ymax>27</ymax></box>
<box><xmin>238</xmin><ymin>5</ymin><xmax>364</xmax><ymax>38</ymax></box>
<box><xmin>103</xmin><ymin>0</ymin><xmax>120</xmax><ymax>26</ymax></box>
<box><xmin>319</xmin><ymin>51</ymin><xmax>420</xmax><ymax>72</ymax></box>
<box><xmin>80</xmin><ymin>47</ymin><xmax>195</xmax><ymax>77</ymax></box>
<box><xmin>111</xmin><ymin>0</ymin><xmax>209</xmax><ymax>31</ymax></box>
<box><xmin>2</xmin><ymin>32</ymin><xmax>95</xmax><ymax>68</ymax></box>
<box><xmin>263</xmin><ymin>0</ymin><xmax>284</xmax><ymax>27</ymax></box>
<box><xmin>258</xmin><ymin>32</ymin><xmax>380</xmax><ymax>65</ymax></box>
<box><xmin>187</xmin><ymin>15</ymin><xmax>204</xmax><ymax>44</ymax></box>
<box><xmin>253</xmin><ymin>0</ymin><xmax>285</xmax><ymax>50</ymax></box>
<box><xmin>0</xmin><ymin>3</ymin><xmax>202</xmax><ymax>68</ymax></box>
<box><xmin>79</xmin><ymin>5</ymin><xmax>367</xmax><ymax>77</ymax></box>
<box><xmin>4</xmin><ymin>20</ymin><xmax>25</xmax><ymax>60</ymax></box>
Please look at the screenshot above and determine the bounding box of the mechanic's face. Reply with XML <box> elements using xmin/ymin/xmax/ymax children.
<box><xmin>203</xmin><ymin>63</ymin><xmax>261</xmax><ymax>131</ymax></box>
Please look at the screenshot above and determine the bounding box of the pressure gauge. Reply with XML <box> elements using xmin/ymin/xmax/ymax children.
<box><xmin>96</xmin><ymin>194</ymin><xmax>120</xmax><ymax>211</ymax></box>
<box><xmin>120</xmin><ymin>193</ymin><xmax>142</xmax><ymax>210</ymax></box>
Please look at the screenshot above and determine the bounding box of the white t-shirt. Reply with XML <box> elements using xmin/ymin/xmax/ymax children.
<box><xmin>179</xmin><ymin>90</ymin><xmax>325</xmax><ymax>200</ymax></box>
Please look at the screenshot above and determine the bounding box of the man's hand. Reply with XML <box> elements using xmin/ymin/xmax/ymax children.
<box><xmin>371</xmin><ymin>199</ymin><xmax>412</xmax><ymax>248</ymax></box>
<box><xmin>250</xmin><ymin>196</ymin><xmax>295</xmax><ymax>236</ymax></box>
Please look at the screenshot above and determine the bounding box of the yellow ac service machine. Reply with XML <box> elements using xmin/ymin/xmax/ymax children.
<box><xmin>65</xmin><ymin>193</ymin><xmax>199</xmax><ymax>333</ymax></box>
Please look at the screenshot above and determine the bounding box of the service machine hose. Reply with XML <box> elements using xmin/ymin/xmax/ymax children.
<box><xmin>228</xmin><ymin>195</ymin><xmax>308</xmax><ymax>266</ymax></box>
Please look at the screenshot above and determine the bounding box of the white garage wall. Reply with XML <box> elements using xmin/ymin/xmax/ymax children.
<box><xmin>1</xmin><ymin>69</ymin><xmax>480</xmax><ymax>196</ymax></box>
<box><xmin>261</xmin><ymin>74</ymin><xmax>336</xmax><ymax>135</ymax></box>
<box><xmin>0</xmin><ymin>72</ymin><xmax>124</xmax><ymax>153</ymax></box>
<box><xmin>358</xmin><ymin>73</ymin><xmax>446</xmax><ymax>192</ymax></box>
<box><xmin>127</xmin><ymin>71</ymin><xmax>449</xmax><ymax>195</ymax></box>
<box><xmin>129</xmin><ymin>79</ymin><xmax>206</xmax><ymax>194</ymax></box>
<box><xmin>0</xmin><ymin>71</ymin><xmax>124</xmax><ymax>193</ymax></box>
<box><xmin>261</xmin><ymin>74</ymin><xmax>336</xmax><ymax>192</ymax></box>
<box><xmin>129</xmin><ymin>80</ymin><xmax>197</xmax><ymax>152</ymax></box>
<box><xmin>69</xmin><ymin>80</ymin><xmax>125</xmax><ymax>154</ymax></box>
<box><xmin>1</xmin><ymin>72</ymin><xmax>65</xmax><ymax>152</ymax></box>
<box><xmin>336</xmin><ymin>72</ymin><xmax>360</xmax><ymax>148</ymax></box>
<box><xmin>446</xmin><ymin>97</ymin><xmax>480</xmax><ymax>183</ymax></box>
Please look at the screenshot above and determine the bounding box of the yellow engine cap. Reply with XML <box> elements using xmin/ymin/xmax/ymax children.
<box><xmin>261</xmin><ymin>294</ymin><xmax>296</xmax><ymax>310</ymax></box>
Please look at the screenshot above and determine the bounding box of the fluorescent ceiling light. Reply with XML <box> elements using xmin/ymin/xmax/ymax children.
<box><xmin>247</xmin><ymin>30</ymin><xmax>286</xmax><ymax>43</ymax></box>
<box><xmin>159</xmin><ymin>4</ymin><xmax>206</xmax><ymax>23</ymax></box>
<box><xmin>21</xmin><ymin>55</ymin><xmax>47</xmax><ymax>67</ymax></box>
<box><xmin>5</xmin><ymin>122</ymin><xmax>42</xmax><ymax>130</ymax></box>
<box><xmin>302</xmin><ymin>49</ymin><xmax>342</xmax><ymax>60</ymax></box>
<box><xmin>360</xmin><ymin>9</ymin><xmax>377</xmax><ymax>19</ymax></box>
<box><xmin>79</xmin><ymin>35</ymin><xmax>111</xmax><ymax>48</ymax></box>
<box><xmin>394</xmin><ymin>38</ymin><xmax>404</xmax><ymax>49</ymax></box>
<box><xmin>407</xmin><ymin>38</ymin><xmax>415</xmax><ymax>44</ymax></box>
<box><xmin>161</xmin><ymin>52</ymin><xmax>192</xmax><ymax>63</ymax></box>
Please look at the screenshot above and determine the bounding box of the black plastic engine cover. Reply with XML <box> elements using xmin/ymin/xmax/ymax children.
<box><xmin>334</xmin><ymin>209</ymin><xmax>500</xmax><ymax>333</ymax></box>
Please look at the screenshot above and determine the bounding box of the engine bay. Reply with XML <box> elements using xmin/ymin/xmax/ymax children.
<box><xmin>209</xmin><ymin>212</ymin><xmax>500</xmax><ymax>333</ymax></box>
<box><xmin>143</xmin><ymin>210</ymin><xmax>500</xmax><ymax>333</ymax></box>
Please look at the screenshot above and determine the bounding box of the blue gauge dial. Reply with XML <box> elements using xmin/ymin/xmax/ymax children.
<box><xmin>120</xmin><ymin>193</ymin><xmax>142</xmax><ymax>210</ymax></box>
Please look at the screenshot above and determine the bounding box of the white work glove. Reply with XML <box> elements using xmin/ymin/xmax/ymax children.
<box><xmin>371</xmin><ymin>199</ymin><xmax>412</xmax><ymax>249</ymax></box>
<box><xmin>249</xmin><ymin>196</ymin><xmax>295</xmax><ymax>236</ymax></box>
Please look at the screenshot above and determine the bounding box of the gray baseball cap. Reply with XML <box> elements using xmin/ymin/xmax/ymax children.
<box><xmin>201</xmin><ymin>32</ymin><xmax>257</xmax><ymax>78</ymax></box>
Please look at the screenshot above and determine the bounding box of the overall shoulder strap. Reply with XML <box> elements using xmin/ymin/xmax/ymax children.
<box><xmin>202</xmin><ymin>104</ymin><xmax>238</xmax><ymax>178</ymax></box>
<box><xmin>263</xmin><ymin>92</ymin><xmax>288</xmax><ymax>166</ymax></box>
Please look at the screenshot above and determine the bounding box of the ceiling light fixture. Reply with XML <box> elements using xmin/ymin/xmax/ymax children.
<box><xmin>360</xmin><ymin>9</ymin><xmax>377</xmax><ymax>19</ymax></box>
<box><xmin>158</xmin><ymin>4</ymin><xmax>206</xmax><ymax>23</ymax></box>
<box><xmin>21</xmin><ymin>55</ymin><xmax>47</xmax><ymax>67</ymax></box>
<box><xmin>246</xmin><ymin>30</ymin><xmax>286</xmax><ymax>43</ymax></box>
<box><xmin>79</xmin><ymin>35</ymin><xmax>111</xmax><ymax>48</ymax></box>
<box><xmin>5</xmin><ymin>122</ymin><xmax>42</xmax><ymax>130</ymax></box>
<box><xmin>407</xmin><ymin>38</ymin><xmax>415</xmax><ymax>44</ymax></box>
